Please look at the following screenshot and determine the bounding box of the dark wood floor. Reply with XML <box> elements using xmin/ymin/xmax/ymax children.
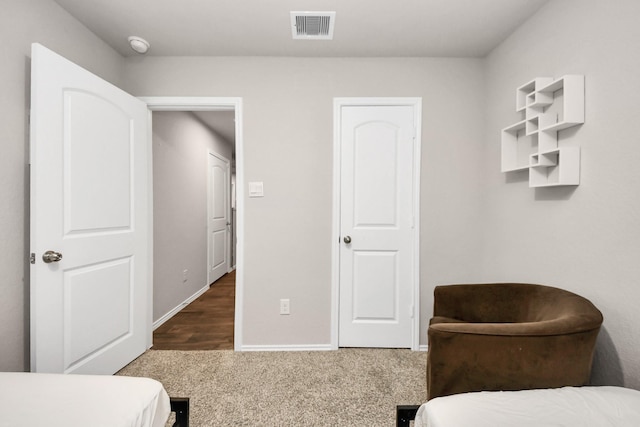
<box><xmin>152</xmin><ymin>270</ymin><xmax>235</xmax><ymax>350</ymax></box>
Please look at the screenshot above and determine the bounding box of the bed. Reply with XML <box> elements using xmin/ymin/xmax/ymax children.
<box><xmin>0</xmin><ymin>372</ymin><xmax>189</xmax><ymax>427</ymax></box>
<box><xmin>406</xmin><ymin>386</ymin><xmax>640</xmax><ymax>427</ymax></box>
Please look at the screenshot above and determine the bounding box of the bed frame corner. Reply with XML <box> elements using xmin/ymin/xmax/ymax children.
<box><xmin>170</xmin><ymin>397</ymin><xmax>190</xmax><ymax>427</ymax></box>
<box><xmin>396</xmin><ymin>404</ymin><xmax>420</xmax><ymax>427</ymax></box>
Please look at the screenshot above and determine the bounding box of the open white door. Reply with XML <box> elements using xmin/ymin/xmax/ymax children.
<box><xmin>30</xmin><ymin>44</ymin><xmax>151</xmax><ymax>374</ymax></box>
<box><xmin>208</xmin><ymin>152</ymin><xmax>230</xmax><ymax>284</ymax></box>
<box><xmin>337</xmin><ymin>102</ymin><xmax>419</xmax><ymax>348</ymax></box>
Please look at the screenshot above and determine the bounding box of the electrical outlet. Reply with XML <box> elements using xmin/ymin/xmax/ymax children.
<box><xmin>182</xmin><ymin>269</ymin><xmax>188</xmax><ymax>282</ymax></box>
<box><xmin>280</xmin><ymin>299</ymin><xmax>290</xmax><ymax>315</ymax></box>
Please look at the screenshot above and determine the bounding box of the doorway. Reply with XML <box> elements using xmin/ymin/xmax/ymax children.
<box><xmin>331</xmin><ymin>98</ymin><xmax>422</xmax><ymax>350</ymax></box>
<box><xmin>143</xmin><ymin>97</ymin><xmax>244</xmax><ymax>351</ymax></box>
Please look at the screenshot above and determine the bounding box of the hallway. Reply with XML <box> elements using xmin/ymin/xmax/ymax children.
<box><xmin>152</xmin><ymin>271</ymin><xmax>235</xmax><ymax>350</ymax></box>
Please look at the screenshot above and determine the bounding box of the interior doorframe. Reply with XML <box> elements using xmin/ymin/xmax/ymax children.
<box><xmin>140</xmin><ymin>97</ymin><xmax>244</xmax><ymax>352</ymax></box>
<box><xmin>331</xmin><ymin>97</ymin><xmax>422</xmax><ymax>351</ymax></box>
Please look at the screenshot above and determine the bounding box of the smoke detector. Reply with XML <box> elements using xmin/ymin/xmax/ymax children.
<box><xmin>128</xmin><ymin>36</ymin><xmax>150</xmax><ymax>54</ymax></box>
<box><xmin>290</xmin><ymin>11</ymin><xmax>336</xmax><ymax>40</ymax></box>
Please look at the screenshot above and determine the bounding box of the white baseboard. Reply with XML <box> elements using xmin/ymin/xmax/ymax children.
<box><xmin>240</xmin><ymin>344</ymin><xmax>334</xmax><ymax>352</ymax></box>
<box><xmin>419</xmin><ymin>344</ymin><xmax>429</xmax><ymax>352</ymax></box>
<box><xmin>153</xmin><ymin>284</ymin><xmax>210</xmax><ymax>330</ymax></box>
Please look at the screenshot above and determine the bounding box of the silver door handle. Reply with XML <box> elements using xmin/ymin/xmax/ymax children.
<box><xmin>42</xmin><ymin>250</ymin><xmax>63</xmax><ymax>263</ymax></box>
<box><xmin>343</xmin><ymin>236</ymin><xmax>352</xmax><ymax>244</ymax></box>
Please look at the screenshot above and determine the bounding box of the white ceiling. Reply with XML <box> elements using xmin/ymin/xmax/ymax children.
<box><xmin>53</xmin><ymin>0</ymin><xmax>548</xmax><ymax>58</ymax></box>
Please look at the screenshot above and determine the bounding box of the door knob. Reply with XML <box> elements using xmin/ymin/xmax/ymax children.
<box><xmin>42</xmin><ymin>250</ymin><xmax>63</xmax><ymax>263</ymax></box>
<box><xmin>343</xmin><ymin>236</ymin><xmax>352</xmax><ymax>244</ymax></box>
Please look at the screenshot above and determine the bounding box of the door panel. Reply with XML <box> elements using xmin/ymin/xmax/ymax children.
<box><xmin>65</xmin><ymin>257</ymin><xmax>132</xmax><ymax>370</ymax></box>
<box><xmin>212</xmin><ymin>230</ymin><xmax>227</xmax><ymax>268</ymax></box>
<box><xmin>30</xmin><ymin>43</ymin><xmax>150</xmax><ymax>374</ymax></box>
<box><xmin>354</xmin><ymin>123</ymin><xmax>398</xmax><ymax>226</ymax></box>
<box><xmin>65</xmin><ymin>91</ymin><xmax>132</xmax><ymax>232</ymax></box>
<box><xmin>339</xmin><ymin>104</ymin><xmax>415</xmax><ymax>348</ymax></box>
<box><xmin>352</xmin><ymin>250</ymin><xmax>398</xmax><ymax>320</ymax></box>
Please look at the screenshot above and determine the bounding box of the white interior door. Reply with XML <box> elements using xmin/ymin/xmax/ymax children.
<box><xmin>208</xmin><ymin>152</ymin><xmax>230</xmax><ymax>284</ymax></box>
<box><xmin>30</xmin><ymin>44</ymin><xmax>150</xmax><ymax>374</ymax></box>
<box><xmin>338</xmin><ymin>104</ymin><xmax>417</xmax><ymax>348</ymax></box>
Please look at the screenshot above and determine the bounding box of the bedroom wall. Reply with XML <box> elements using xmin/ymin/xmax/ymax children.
<box><xmin>124</xmin><ymin>57</ymin><xmax>486</xmax><ymax>348</ymax></box>
<box><xmin>152</xmin><ymin>111</ymin><xmax>233</xmax><ymax>322</ymax></box>
<box><xmin>483</xmin><ymin>0</ymin><xmax>640</xmax><ymax>389</ymax></box>
<box><xmin>0</xmin><ymin>0</ymin><xmax>125</xmax><ymax>371</ymax></box>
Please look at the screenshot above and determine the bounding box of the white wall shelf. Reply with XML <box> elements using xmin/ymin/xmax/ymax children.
<box><xmin>529</xmin><ymin>147</ymin><xmax>580</xmax><ymax>187</ymax></box>
<box><xmin>516</xmin><ymin>78</ymin><xmax>553</xmax><ymax>112</ymax></box>
<box><xmin>501</xmin><ymin>120</ymin><xmax>532</xmax><ymax>172</ymax></box>
<box><xmin>501</xmin><ymin>75</ymin><xmax>584</xmax><ymax>187</ymax></box>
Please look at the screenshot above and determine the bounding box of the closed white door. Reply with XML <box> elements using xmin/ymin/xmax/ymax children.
<box><xmin>208</xmin><ymin>152</ymin><xmax>230</xmax><ymax>284</ymax></box>
<box><xmin>30</xmin><ymin>44</ymin><xmax>150</xmax><ymax>374</ymax></box>
<box><xmin>338</xmin><ymin>104</ymin><xmax>417</xmax><ymax>348</ymax></box>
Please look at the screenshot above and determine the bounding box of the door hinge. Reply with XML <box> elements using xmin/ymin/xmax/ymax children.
<box><xmin>30</xmin><ymin>253</ymin><xmax>36</xmax><ymax>264</ymax></box>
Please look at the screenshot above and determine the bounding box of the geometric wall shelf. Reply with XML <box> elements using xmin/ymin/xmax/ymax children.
<box><xmin>501</xmin><ymin>75</ymin><xmax>584</xmax><ymax>187</ymax></box>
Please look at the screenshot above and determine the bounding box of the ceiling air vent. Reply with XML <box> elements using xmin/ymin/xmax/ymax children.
<box><xmin>290</xmin><ymin>11</ymin><xmax>336</xmax><ymax>40</ymax></box>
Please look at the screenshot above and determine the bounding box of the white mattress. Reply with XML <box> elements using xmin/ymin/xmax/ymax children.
<box><xmin>0</xmin><ymin>372</ymin><xmax>171</xmax><ymax>427</ymax></box>
<box><xmin>416</xmin><ymin>386</ymin><xmax>640</xmax><ymax>427</ymax></box>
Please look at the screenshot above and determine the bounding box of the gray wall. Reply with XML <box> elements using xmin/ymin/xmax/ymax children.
<box><xmin>483</xmin><ymin>0</ymin><xmax>640</xmax><ymax>388</ymax></box>
<box><xmin>152</xmin><ymin>111</ymin><xmax>233</xmax><ymax>321</ymax></box>
<box><xmin>0</xmin><ymin>0</ymin><xmax>125</xmax><ymax>371</ymax></box>
<box><xmin>124</xmin><ymin>57</ymin><xmax>486</xmax><ymax>347</ymax></box>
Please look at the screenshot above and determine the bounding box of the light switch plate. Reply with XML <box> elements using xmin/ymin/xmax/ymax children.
<box><xmin>249</xmin><ymin>181</ymin><xmax>264</xmax><ymax>197</ymax></box>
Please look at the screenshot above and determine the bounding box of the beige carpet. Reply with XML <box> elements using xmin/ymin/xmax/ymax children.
<box><xmin>117</xmin><ymin>348</ymin><xmax>426</xmax><ymax>426</ymax></box>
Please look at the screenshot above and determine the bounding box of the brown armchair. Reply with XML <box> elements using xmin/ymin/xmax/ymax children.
<box><xmin>427</xmin><ymin>283</ymin><xmax>603</xmax><ymax>400</ymax></box>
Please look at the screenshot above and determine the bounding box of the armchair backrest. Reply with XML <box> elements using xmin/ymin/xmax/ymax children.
<box><xmin>434</xmin><ymin>283</ymin><xmax>602</xmax><ymax>328</ymax></box>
